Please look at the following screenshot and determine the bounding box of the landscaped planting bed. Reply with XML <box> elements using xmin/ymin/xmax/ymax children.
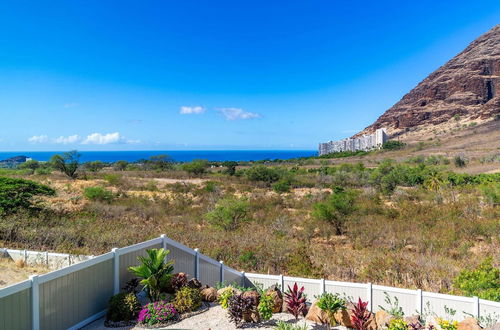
<box><xmin>90</xmin><ymin>247</ymin><xmax>499</xmax><ymax>330</ymax></box>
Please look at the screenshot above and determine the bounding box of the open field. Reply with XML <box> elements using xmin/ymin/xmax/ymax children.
<box><xmin>0</xmin><ymin>121</ymin><xmax>499</xmax><ymax>297</ymax></box>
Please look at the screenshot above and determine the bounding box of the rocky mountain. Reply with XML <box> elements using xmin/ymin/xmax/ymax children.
<box><xmin>357</xmin><ymin>25</ymin><xmax>500</xmax><ymax>140</ymax></box>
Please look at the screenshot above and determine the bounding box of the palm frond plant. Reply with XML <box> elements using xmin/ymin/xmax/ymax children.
<box><xmin>128</xmin><ymin>248</ymin><xmax>174</xmax><ymax>302</ymax></box>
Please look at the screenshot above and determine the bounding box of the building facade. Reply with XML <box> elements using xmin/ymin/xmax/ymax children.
<box><xmin>319</xmin><ymin>128</ymin><xmax>388</xmax><ymax>156</ymax></box>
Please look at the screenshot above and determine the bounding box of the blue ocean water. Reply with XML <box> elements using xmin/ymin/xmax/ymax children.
<box><xmin>0</xmin><ymin>150</ymin><xmax>317</xmax><ymax>163</ymax></box>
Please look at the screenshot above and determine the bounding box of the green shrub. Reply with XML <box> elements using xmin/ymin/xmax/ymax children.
<box><xmin>84</xmin><ymin>186</ymin><xmax>114</xmax><ymax>202</ymax></box>
<box><xmin>245</xmin><ymin>165</ymin><xmax>282</xmax><ymax>184</ymax></box>
<box><xmin>84</xmin><ymin>160</ymin><xmax>105</xmax><ymax>172</ymax></box>
<box><xmin>34</xmin><ymin>168</ymin><xmax>52</xmax><ymax>175</ymax></box>
<box><xmin>257</xmin><ymin>292</ymin><xmax>274</xmax><ymax>320</ymax></box>
<box><xmin>481</xmin><ymin>183</ymin><xmax>500</xmax><ymax>206</ymax></box>
<box><xmin>104</xmin><ymin>174</ymin><xmax>122</xmax><ymax>186</ymax></box>
<box><xmin>316</xmin><ymin>292</ymin><xmax>346</xmax><ymax>327</ymax></box>
<box><xmin>205</xmin><ymin>197</ymin><xmax>250</xmax><ymax>230</ymax></box>
<box><xmin>388</xmin><ymin>318</ymin><xmax>408</xmax><ymax>330</ymax></box>
<box><xmin>218</xmin><ymin>287</ymin><xmax>235</xmax><ymax>309</ymax></box>
<box><xmin>181</xmin><ymin>159</ymin><xmax>209</xmax><ymax>175</ymax></box>
<box><xmin>454</xmin><ymin>155</ymin><xmax>468</xmax><ymax>168</ymax></box>
<box><xmin>382</xmin><ymin>141</ymin><xmax>406</xmax><ymax>150</ymax></box>
<box><xmin>272</xmin><ymin>179</ymin><xmax>291</xmax><ymax>193</ymax></box>
<box><xmin>312</xmin><ymin>187</ymin><xmax>357</xmax><ymax>235</ymax></box>
<box><xmin>106</xmin><ymin>292</ymin><xmax>141</xmax><ymax>322</ymax></box>
<box><xmin>0</xmin><ymin>177</ymin><xmax>55</xmax><ymax>215</ymax></box>
<box><xmin>274</xmin><ymin>321</ymin><xmax>308</xmax><ymax>330</ymax></box>
<box><xmin>453</xmin><ymin>258</ymin><xmax>500</xmax><ymax>302</ymax></box>
<box><xmin>172</xmin><ymin>286</ymin><xmax>202</xmax><ymax>314</ymax></box>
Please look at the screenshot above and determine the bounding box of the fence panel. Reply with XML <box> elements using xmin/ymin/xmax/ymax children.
<box><xmin>165</xmin><ymin>240</ymin><xmax>195</xmax><ymax>277</ymax></box>
<box><xmin>284</xmin><ymin>277</ymin><xmax>321</xmax><ymax>302</ymax></box>
<box><xmin>199</xmin><ymin>256</ymin><xmax>221</xmax><ymax>287</ymax></box>
<box><xmin>0</xmin><ymin>281</ymin><xmax>31</xmax><ymax>330</ymax></box>
<box><xmin>325</xmin><ymin>280</ymin><xmax>368</xmax><ymax>303</ymax></box>
<box><xmin>119</xmin><ymin>239</ymin><xmax>162</xmax><ymax>288</ymax></box>
<box><xmin>38</xmin><ymin>254</ymin><xmax>114</xmax><ymax>330</ymax></box>
<box><xmin>423</xmin><ymin>292</ymin><xmax>475</xmax><ymax>321</ymax></box>
<box><xmin>373</xmin><ymin>285</ymin><xmax>417</xmax><ymax>316</ymax></box>
<box><xmin>244</xmin><ymin>273</ymin><xmax>281</xmax><ymax>290</ymax></box>
<box><xmin>224</xmin><ymin>268</ymin><xmax>243</xmax><ymax>286</ymax></box>
<box><xmin>479</xmin><ymin>299</ymin><xmax>500</xmax><ymax>321</ymax></box>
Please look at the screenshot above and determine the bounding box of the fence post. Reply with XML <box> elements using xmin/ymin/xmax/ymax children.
<box><xmin>473</xmin><ymin>296</ymin><xmax>479</xmax><ymax>318</ymax></box>
<box><xmin>161</xmin><ymin>234</ymin><xmax>167</xmax><ymax>250</ymax></box>
<box><xmin>416</xmin><ymin>289</ymin><xmax>423</xmax><ymax>314</ymax></box>
<box><xmin>24</xmin><ymin>249</ymin><xmax>28</xmax><ymax>263</ymax></box>
<box><xmin>194</xmin><ymin>248</ymin><xmax>200</xmax><ymax>279</ymax></box>
<box><xmin>367</xmin><ymin>282</ymin><xmax>373</xmax><ymax>312</ymax></box>
<box><xmin>112</xmin><ymin>248</ymin><xmax>119</xmax><ymax>295</ymax></box>
<box><xmin>30</xmin><ymin>275</ymin><xmax>40</xmax><ymax>330</ymax></box>
<box><xmin>219</xmin><ymin>261</ymin><xmax>224</xmax><ymax>284</ymax></box>
<box><xmin>280</xmin><ymin>274</ymin><xmax>284</xmax><ymax>291</ymax></box>
<box><xmin>45</xmin><ymin>251</ymin><xmax>49</xmax><ymax>268</ymax></box>
<box><xmin>241</xmin><ymin>271</ymin><xmax>245</xmax><ymax>287</ymax></box>
<box><xmin>320</xmin><ymin>278</ymin><xmax>325</xmax><ymax>294</ymax></box>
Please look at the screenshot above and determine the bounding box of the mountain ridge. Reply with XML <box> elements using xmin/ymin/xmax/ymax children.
<box><xmin>356</xmin><ymin>25</ymin><xmax>500</xmax><ymax>141</ymax></box>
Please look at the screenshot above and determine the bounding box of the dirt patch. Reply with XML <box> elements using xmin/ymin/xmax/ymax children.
<box><xmin>0</xmin><ymin>258</ymin><xmax>48</xmax><ymax>288</ymax></box>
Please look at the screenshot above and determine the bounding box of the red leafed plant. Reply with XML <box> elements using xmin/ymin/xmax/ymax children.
<box><xmin>284</xmin><ymin>283</ymin><xmax>307</xmax><ymax>321</ymax></box>
<box><xmin>351</xmin><ymin>297</ymin><xmax>371</xmax><ymax>330</ymax></box>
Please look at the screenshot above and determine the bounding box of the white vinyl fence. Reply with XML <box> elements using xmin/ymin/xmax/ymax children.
<box><xmin>1</xmin><ymin>235</ymin><xmax>499</xmax><ymax>330</ymax></box>
<box><xmin>1</xmin><ymin>248</ymin><xmax>91</xmax><ymax>270</ymax></box>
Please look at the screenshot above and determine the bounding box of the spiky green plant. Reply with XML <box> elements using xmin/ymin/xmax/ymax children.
<box><xmin>128</xmin><ymin>248</ymin><xmax>174</xmax><ymax>302</ymax></box>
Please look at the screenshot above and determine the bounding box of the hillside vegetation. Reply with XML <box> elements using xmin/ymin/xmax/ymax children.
<box><xmin>0</xmin><ymin>141</ymin><xmax>499</xmax><ymax>299</ymax></box>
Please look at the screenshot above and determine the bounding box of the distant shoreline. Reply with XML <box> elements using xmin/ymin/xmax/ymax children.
<box><xmin>0</xmin><ymin>150</ymin><xmax>317</xmax><ymax>163</ymax></box>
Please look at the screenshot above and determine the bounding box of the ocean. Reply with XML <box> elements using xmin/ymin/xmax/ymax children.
<box><xmin>0</xmin><ymin>150</ymin><xmax>317</xmax><ymax>163</ymax></box>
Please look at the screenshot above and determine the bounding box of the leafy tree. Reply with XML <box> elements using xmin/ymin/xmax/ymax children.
<box><xmin>222</xmin><ymin>161</ymin><xmax>238</xmax><ymax>176</ymax></box>
<box><xmin>182</xmin><ymin>159</ymin><xmax>209</xmax><ymax>175</ymax></box>
<box><xmin>312</xmin><ymin>187</ymin><xmax>357</xmax><ymax>235</ymax></box>
<box><xmin>148</xmin><ymin>155</ymin><xmax>173</xmax><ymax>171</ymax></box>
<box><xmin>245</xmin><ymin>165</ymin><xmax>281</xmax><ymax>184</ymax></box>
<box><xmin>84</xmin><ymin>160</ymin><xmax>105</xmax><ymax>172</ymax></box>
<box><xmin>128</xmin><ymin>248</ymin><xmax>174</xmax><ymax>302</ymax></box>
<box><xmin>50</xmin><ymin>150</ymin><xmax>80</xmax><ymax>179</ymax></box>
<box><xmin>453</xmin><ymin>257</ymin><xmax>500</xmax><ymax>302</ymax></box>
<box><xmin>18</xmin><ymin>160</ymin><xmax>40</xmax><ymax>172</ymax></box>
<box><xmin>113</xmin><ymin>160</ymin><xmax>129</xmax><ymax>171</ymax></box>
<box><xmin>0</xmin><ymin>177</ymin><xmax>55</xmax><ymax>215</ymax></box>
<box><xmin>205</xmin><ymin>197</ymin><xmax>250</xmax><ymax>230</ymax></box>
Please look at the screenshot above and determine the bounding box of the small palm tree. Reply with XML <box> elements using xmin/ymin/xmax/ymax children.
<box><xmin>128</xmin><ymin>248</ymin><xmax>174</xmax><ymax>302</ymax></box>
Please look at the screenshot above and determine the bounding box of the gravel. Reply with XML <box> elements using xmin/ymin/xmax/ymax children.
<box><xmin>81</xmin><ymin>304</ymin><xmax>342</xmax><ymax>330</ymax></box>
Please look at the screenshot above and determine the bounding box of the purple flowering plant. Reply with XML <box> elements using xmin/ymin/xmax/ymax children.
<box><xmin>137</xmin><ymin>301</ymin><xmax>178</xmax><ymax>326</ymax></box>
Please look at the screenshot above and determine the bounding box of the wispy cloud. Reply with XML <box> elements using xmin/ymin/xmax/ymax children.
<box><xmin>217</xmin><ymin>108</ymin><xmax>260</xmax><ymax>120</ymax></box>
<box><xmin>180</xmin><ymin>106</ymin><xmax>205</xmax><ymax>115</ymax></box>
<box><xmin>28</xmin><ymin>135</ymin><xmax>49</xmax><ymax>143</ymax></box>
<box><xmin>82</xmin><ymin>132</ymin><xmax>121</xmax><ymax>145</ymax></box>
<box><xmin>54</xmin><ymin>135</ymin><xmax>80</xmax><ymax>144</ymax></box>
<box><xmin>63</xmin><ymin>102</ymin><xmax>79</xmax><ymax>108</ymax></box>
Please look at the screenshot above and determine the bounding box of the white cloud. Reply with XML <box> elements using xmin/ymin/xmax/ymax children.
<box><xmin>180</xmin><ymin>106</ymin><xmax>205</xmax><ymax>115</ymax></box>
<box><xmin>54</xmin><ymin>135</ymin><xmax>80</xmax><ymax>144</ymax></box>
<box><xmin>28</xmin><ymin>135</ymin><xmax>49</xmax><ymax>143</ymax></box>
<box><xmin>82</xmin><ymin>132</ymin><xmax>121</xmax><ymax>145</ymax></box>
<box><xmin>126</xmin><ymin>139</ymin><xmax>141</xmax><ymax>144</ymax></box>
<box><xmin>217</xmin><ymin>108</ymin><xmax>260</xmax><ymax>120</ymax></box>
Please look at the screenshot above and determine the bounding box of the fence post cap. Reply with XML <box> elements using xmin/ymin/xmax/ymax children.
<box><xmin>219</xmin><ymin>260</ymin><xmax>224</xmax><ymax>264</ymax></box>
<box><xmin>160</xmin><ymin>234</ymin><xmax>166</xmax><ymax>238</ymax></box>
<box><xmin>29</xmin><ymin>274</ymin><xmax>39</xmax><ymax>280</ymax></box>
<box><xmin>194</xmin><ymin>248</ymin><xmax>199</xmax><ymax>252</ymax></box>
<box><xmin>111</xmin><ymin>247</ymin><xmax>118</xmax><ymax>253</ymax></box>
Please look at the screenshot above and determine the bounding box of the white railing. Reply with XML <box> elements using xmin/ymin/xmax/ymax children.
<box><xmin>0</xmin><ymin>235</ymin><xmax>499</xmax><ymax>330</ymax></box>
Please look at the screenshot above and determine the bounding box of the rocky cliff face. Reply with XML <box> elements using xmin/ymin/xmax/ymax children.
<box><xmin>357</xmin><ymin>25</ymin><xmax>500</xmax><ymax>140</ymax></box>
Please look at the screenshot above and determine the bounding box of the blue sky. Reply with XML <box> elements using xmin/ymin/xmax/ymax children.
<box><xmin>1</xmin><ymin>1</ymin><xmax>499</xmax><ymax>151</ymax></box>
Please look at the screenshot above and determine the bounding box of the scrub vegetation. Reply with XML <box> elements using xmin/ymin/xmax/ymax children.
<box><xmin>0</xmin><ymin>149</ymin><xmax>499</xmax><ymax>299</ymax></box>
